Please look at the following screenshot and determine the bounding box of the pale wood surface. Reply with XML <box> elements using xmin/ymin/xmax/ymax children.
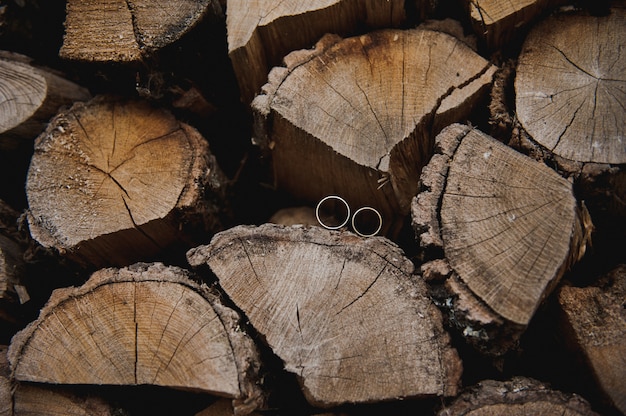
<box><xmin>60</xmin><ymin>0</ymin><xmax>219</xmax><ymax>62</ymax></box>
<box><xmin>253</xmin><ymin>29</ymin><xmax>495</xmax><ymax>233</ymax></box>
<box><xmin>0</xmin><ymin>51</ymin><xmax>90</xmax><ymax>145</ymax></box>
<box><xmin>515</xmin><ymin>6</ymin><xmax>626</xmax><ymax>164</ymax></box>
<box><xmin>465</xmin><ymin>0</ymin><xmax>563</xmax><ymax>48</ymax></box>
<box><xmin>8</xmin><ymin>263</ymin><xmax>263</xmax><ymax>413</ymax></box>
<box><xmin>188</xmin><ymin>224</ymin><xmax>462</xmax><ymax>407</ymax></box>
<box><xmin>412</xmin><ymin>124</ymin><xmax>590</xmax><ymax>328</ymax></box>
<box><xmin>25</xmin><ymin>96</ymin><xmax>227</xmax><ymax>267</ymax></box>
<box><xmin>226</xmin><ymin>0</ymin><xmax>414</xmax><ymax>103</ymax></box>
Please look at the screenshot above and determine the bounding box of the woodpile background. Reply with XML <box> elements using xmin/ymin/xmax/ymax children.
<box><xmin>0</xmin><ymin>0</ymin><xmax>624</xmax><ymax>415</ymax></box>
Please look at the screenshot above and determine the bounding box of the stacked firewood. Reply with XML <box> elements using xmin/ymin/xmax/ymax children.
<box><xmin>0</xmin><ymin>0</ymin><xmax>623</xmax><ymax>415</ymax></box>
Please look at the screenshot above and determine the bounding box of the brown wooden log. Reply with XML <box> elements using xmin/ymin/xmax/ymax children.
<box><xmin>25</xmin><ymin>95</ymin><xmax>228</xmax><ymax>267</ymax></box>
<box><xmin>8</xmin><ymin>262</ymin><xmax>264</xmax><ymax>414</ymax></box>
<box><xmin>0</xmin><ymin>51</ymin><xmax>90</xmax><ymax>148</ymax></box>
<box><xmin>0</xmin><ymin>345</ymin><xmax>116</xmax><ymax>416</ymax></box>
<box><xmin>60</xmin><ymin>0</ymin><xmax>222</xmax><ymax>62</ymax></box>
<box><xmin>512</xmin><ymin>5</ymin><xmax>626</xmax><ymax>226</ymax></box>
<box><xmin>463</xmin><ymin>0</ymin><xmax>564</xmax><ymax>49</ymax></box>
<box><xmin>515</xmin><ymin>6</ymin><xmax>626</xmax><ymax>166</ymax></box>
<box><xmin>226</xmin><ymin>0</ymin><xmax>429</xmax><ymax>104</ymax></box>
<box><xmin>411</xmin><ymin>124</ymin><xmax>591</xmax><ymax>355</ymax></box>
<box><xmin>187</xmin><ymin>224</ymin><xmax>462</xmax><ymax>408</ymax></box>
<box><xmin>253</xmin><ymin>28</ymin><xmax>496</xmax><ymax>235</ymax></box>
<box><xmin>438</xmin><ymin>377</ymin><xmax>599</xmax><ymax>416</ymax></box>
<box><xmin>557</xmin><ymin>265</ymin><xmax>626</xmax><ymax>415</ymax></box>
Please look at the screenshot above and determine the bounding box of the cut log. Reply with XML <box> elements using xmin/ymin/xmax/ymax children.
<box><xmin>411</xmin><ymin>124</ymin><xmax>591</xmax><ymax>354</ymax></box>
<box><xmin>187</xmin><ymin>224</ymin><xmax>462</xmax><ymax>407</ymax></box>
<box><xmin>557</xmin><ymin>265</ymin><xmax>626</xmax><ymax>415</ymax></box>
<box><xmin>253</xmin><ymin>29</ymin><xmax>496</xmax><ymax>234</ymax></box>
<box><xmin>463</xmin><ymin>0</ymin><xmax>563</xmax><ymax>49</ymax></box>
<box><xmin>60</xmin><ymin>0</ymin><xmax>222</xmax><ymax>62</ymax></box>
<box><xmin>8</xmin><ymin>262</ymin><xmax>264</xmax><ymax>414</ymax></box>
<box><xmin>0</xmin><ymin>51</ymin><xmax>90</xmax><ymax>147</ymax></box>
<box><xmin>0</xmin><ymin>344</ymin><xmax>116</xmax><ymax>416</ymax></box>
<box><xmin>226</xmin><ymin>0</ymin><xmax>425</xmax><ymax>104</ymax></box>
<box><xmin>515</xmin><ymin>6</ymin><xmax>626</xmax><ymax>165</ymax></box>
<box><xmin>438</xmin><ymin>377</ymin><xmax>599</xmax><ymax>416</ymax></box>
<box><xmin>25</xmin><ymin>95</ymin><xmax>228</xmax><ymax>267</ymax></box>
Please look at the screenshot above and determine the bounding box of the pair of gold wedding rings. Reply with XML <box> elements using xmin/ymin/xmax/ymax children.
<box><xmin>315</xmin><ymin>195</ymin><xmax>383</xmax><ymax>237</ymax></box>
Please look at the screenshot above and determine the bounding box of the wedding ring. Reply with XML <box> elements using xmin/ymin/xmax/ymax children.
<box><xmin>315</xmin><ymin>195</ymin><xmax>350</xmax><ymax>230</ymax></box>
<box><xmin>351</xmin><ymin>206</ymin><xmax>383</xmax><ymax>237</ymax></box>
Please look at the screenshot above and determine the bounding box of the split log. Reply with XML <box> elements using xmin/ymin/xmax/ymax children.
<box><xmin>253</xmin><ymin>29</ymin><xmax>496</xmax><ymax>234</ymax></box>
<box><xmin>463</xmin><ymin>0</ymin><xmax>563</xmax><ymax>49</ymax></box>
<box><xmin>8</xmin><ymin>262</ymin><xmax>264</xmax><ymax>414</ymax></box>
<box><xmin>226</xmin><ymin>0</ymin><xmax>428</xmax><ymax>104</ymax></box>
<box><xmin>25</xmin><ymin>95</ymin><xmax>228</xmax><ymax>267</ymax></box>
<box><xmin>0</xmin><ymin>345</ymin><xmax>116</xmax><ymax>416</ymax></box>
<box><xmin>0</xmin><ymin>51</ymin><xmax>90</xmax><ymax>147</ymax></box>
<box><xmin>187</xmin><ymin>224</ymin><xmax>462</xmax><ymax>407</ymax></box>
<box><xmin>60</xmin><ymin>0</ymin><xmax>222</xmax><ymax>62</ymax></box>
<box><xmin>438</xmin><ymin>377</ymin><xmax>599</xmax><ymax>416</ymax></box>
<box><xmin>557</xmin><ymin>265</ymin><xmax>626</xmax><ymax>415</ymax></box>
<box><xmin>513</xmin><ymin>5</ymin><xmax>626</xmax><ymax>224</ymax></box>
<box><xmin>411</xmin><ymin>124</ymin><xmax>591</xmax><ymax>355</ymax></box>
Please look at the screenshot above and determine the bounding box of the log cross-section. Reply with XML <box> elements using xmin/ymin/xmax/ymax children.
<box><xmin>26</xmin><ymin>95</ymin><xmax>227</xmax><ymax>267</ymax></box>
<box><xmin>515</xmin><ymin>6</ymin><xmax>626</xmax><ymax>164</ymax></box>
<box><xmin>8</xmin><ymin>263</ymin><xmax>263</xmax><ymax>414</ymax></box>
<box><xmin>412</xmin><ymin>124</ymin><xmax>590</xmax><ymax>352</ymax></box>
<box><xmin>188</xmin><ymin>224</ymin><xmax>462</xmax><ymax>407</ymax></box>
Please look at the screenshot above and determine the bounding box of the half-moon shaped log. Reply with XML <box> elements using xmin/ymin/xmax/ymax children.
<box><xmin>413</xmin><ymin>124</ymin><xmax>589</xmax><ymax>326</ymax></box>
<box><xmin>188</xmin><ymin>224</ymin><xmax>462</xmax><ymax>407</ymax></box>
<box><xmin>253</xmin><ymin>29</ymin><xmax>496</xmax><ymax>228</ymax></box>
<box><xmin>8</xmin><ymin>263</ymin><xmax>263</xmax><ymax>411</ymax></box>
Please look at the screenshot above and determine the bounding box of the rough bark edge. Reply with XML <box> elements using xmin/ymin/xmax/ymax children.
<box><xmin>188</xmin><ymin>223</ymin><xmax>464</xmax><ymax>401</ymax></box>
<box><xmin>25</xmin><ymin>97</ymin><xmax>229</xmax><ymax>267</ymax></box>
<box><xmin>7</xmin><ymin>262</ymin><xmax>264</xmax><ymax>414</ymax></box>
<box><xmin>438</xmin><ymin>377</ymin><xmax>599</xmax><ymax>415</ymax></box>
<box><xmin>411</xmin><ymin>123</ymin><xmax>591</xmax><ymax>355</ymax></box>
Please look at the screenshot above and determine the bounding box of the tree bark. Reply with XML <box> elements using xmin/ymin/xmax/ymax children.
<box><xmin>463</xmin><ymin>0</ymin><xmax>564</xmax><ymax>49</ymax></box>
<box><xmin>60</xmin><ymin>0</ymin><xmax>222</xmax><ymax>62</ymax></box>
<box><xmin>557</xmin><ymin>265</ymin><xmax>626</xmax><ymax>415</ymax></box>
<box><xmin>438</xmin><ymin>377</ymin><xmax>599</xmax><ymax>416</ymax></box>
<box><xmin>7</xmin><ymin>262</ymin><xmax>263</xmax><ymax>414</ymax></box>
<box><xmin>253</xmin><ymin>28</ymin><xmax>496</xmax><ymax>234</ymax></box>
<box><xmin>0</xmin><ymin>51</ymin><xmax>90</xmax><ymax>148</ymax></box>
<box><xmin>25</xmin><ymin>95</ymin><xmax>228</xmax><ymax>267</ymax></box>
<box><xmin>187</xmin><ymin>224</ymin><xmax>462</xmax><ymax>408</ymax></box>
<box><xmin>226</xmin><ymin>0</ymin><xmax>423</xmax><ymax>104</ymax></box>
<box><xmin>412</xmin><ymin>124</ymin><xmax>591</xmax><ymax>354</ymax></box>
